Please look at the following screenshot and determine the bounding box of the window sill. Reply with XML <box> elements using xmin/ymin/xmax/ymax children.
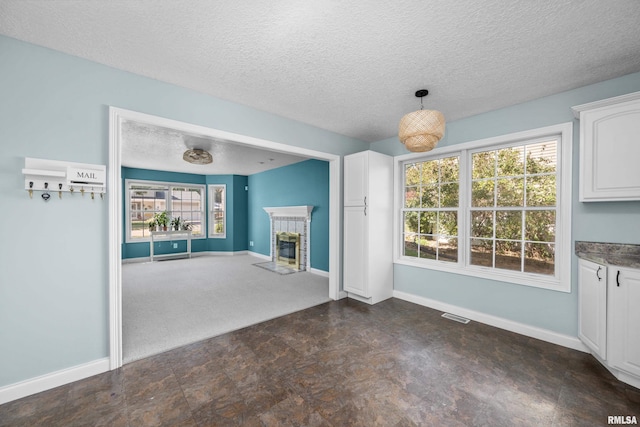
<box><xmin>394</xmin><ymin>256</ymin><xmax>570</xmax><ymax>293</ymax></box>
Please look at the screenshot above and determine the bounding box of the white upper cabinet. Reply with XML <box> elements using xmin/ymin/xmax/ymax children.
<box><xmin>344</xmin><ymin>152</ymin><xmax>368</xmax><ymax>206</ymax></box>
<box><xmin>573</xmin><ymin>91</ymin><xmax>640</xmax><ymax>202</ymax></box>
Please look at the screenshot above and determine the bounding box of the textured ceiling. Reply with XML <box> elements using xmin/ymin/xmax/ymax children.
<box><xmin>2</xmin><ymin>0</ymin><xmax>640</xmax><ymax>146</ymax></box>
<box><xmin>120</xmin><ymin>120</ymin><xmax>309</xmax><ymax>175</ymax></box>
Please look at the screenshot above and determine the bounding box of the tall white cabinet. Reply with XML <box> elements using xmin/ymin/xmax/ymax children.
<box><xmin>572</xmin><ymin>91</ymin><xmax>640</xmax><ymax>201</ymax></box>
<box><xmin>343</xmin><ymin>151</ymin><xmax>393</xmax><ymax>304</ymax></box>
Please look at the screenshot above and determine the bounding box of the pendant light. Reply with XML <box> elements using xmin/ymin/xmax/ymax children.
<box><xmin>399</xmin><ymin>89</ymin><xmax>445</xmax><ymax>152</ymax></box>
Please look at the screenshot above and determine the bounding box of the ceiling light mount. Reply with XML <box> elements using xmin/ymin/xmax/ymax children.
<box><xmin>399</xmin><ymin>89</ymin><xmax>445</xmax><ymax>153</ymax></box>
<box><xmin>183</xmin><ymin>148</ymin><xmax>213</xmax><ymax>165</ymax></box>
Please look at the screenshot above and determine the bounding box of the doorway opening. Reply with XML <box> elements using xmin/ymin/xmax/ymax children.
<box><xmin>108</xmin><ymin>107</ymin><xmax>342</xmax><ymax>369</ymax></box>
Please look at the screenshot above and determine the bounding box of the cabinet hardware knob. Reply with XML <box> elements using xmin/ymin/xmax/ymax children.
<box><xmin>364</xmin><ymin>206</ymin><xmax>367</xmax><ymax>216</ymax></box>
<box><xmin>596</xmin><ymin>266</ymin><xmax>602</xmax><ymax>281</ymax></box>
<box><xmin>364</xmin><ymin>196</ymin><xmax>367</xmax><ymax>206</ymax></box>
<box><xmin>617</xmin><ymin>270</ymin><xmax>621</xmax><ymax>287</ymax></box>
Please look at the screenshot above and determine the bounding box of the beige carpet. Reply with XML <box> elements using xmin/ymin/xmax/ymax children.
<box><xmin>122</xmin><ymin>254</ymin><xmax>330</xmax><ymax>363</ymax></box>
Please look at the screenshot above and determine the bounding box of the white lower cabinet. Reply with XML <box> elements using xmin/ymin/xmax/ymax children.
<box><xmin>343</xmin><ymin>205</ymin><xmax>368</xmax><ymax>298</ymax></box>
<box><xmin>608</xmin><ymin>267</ymin><xmax>640</xmax><ymax>379</ymax></box>
<box><xmin>578</xmin><ymin>259</ymin><xmax>607</xmax><ymax>359</ymax></box>
<box><xmin>578</xmin><ymin>259</ymin><xmax>640</xmax><ymax>388</ymax></box>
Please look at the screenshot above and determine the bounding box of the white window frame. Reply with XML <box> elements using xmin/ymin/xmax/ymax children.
<box><xmin>401</xmin><ymin>154</ymin><xmax>461</xmax><ymax>263</ymax></box>
<box><xmin>394</xmin><ymin>123</ymin><xmax>573</xmax><ymax>292</ymax></box>
<box><xmin>208</xmin><ymin>184</ymin><xmax>227</xmax><ymax>239</ymax></box>
<box><xmin>125</xmin><ymin>179</ymin><xmax>207</xmax><ymax>243</ymax></box>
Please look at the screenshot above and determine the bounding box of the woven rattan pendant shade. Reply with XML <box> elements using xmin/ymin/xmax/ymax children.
<box><xmin>398</xmin><ymin>89</ymin><xmax>445</xmax><ymax>152</ymax></box>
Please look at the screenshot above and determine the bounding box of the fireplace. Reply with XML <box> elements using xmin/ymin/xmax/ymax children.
<box><xmin>276</xmin><ymin>232</ymin><xmax>300</xmax><ymax>270</ymax></box>
<box><xmin>263</xmin><ymin>206</ymin><xmax>314</xmax><ymax>272</ymax></box>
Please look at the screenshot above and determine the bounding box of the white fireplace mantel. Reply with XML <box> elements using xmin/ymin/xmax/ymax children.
<box><xmin>263</xmin><ymin>205</ymin><xmax>314</xmax><ymax>221</ymax></box>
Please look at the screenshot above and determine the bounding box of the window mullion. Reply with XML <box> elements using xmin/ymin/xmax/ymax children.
<box><xmin>459</xmin><ymin>148</ymin><xmax>469</xmax><ymax>267</ymax></box>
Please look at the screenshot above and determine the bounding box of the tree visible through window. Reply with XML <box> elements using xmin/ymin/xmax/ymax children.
<box><xmin>470</xmin><ymin>140</ymin><xmax>557</xmax><ymax>276</ymax></box>
<box><xmin>209</xmin><ymin>184</ymin><xmax>226</xmax><ymax>238</ymax></box>
<box><xmin>403</xmin><ymin>156</ymin><xmax>459</xmax><ymax>262</ymax></box>
<box><xmin>401</xmin><ymin>138</ymin><xmax>560</xmax><ymax>278</ymax></box>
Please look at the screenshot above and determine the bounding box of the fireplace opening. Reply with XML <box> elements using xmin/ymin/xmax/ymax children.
<box><xmin>276</xmin><ymin>232</ymin><xmax>300</xmax><ymax>270</ymax></box>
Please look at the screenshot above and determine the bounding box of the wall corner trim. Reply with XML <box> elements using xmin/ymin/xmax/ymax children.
<box><xmin>0</xmin><ymin>357</ymin><xmax>110</xmax><ymax>405</ymax></box>
<box><xmin>392</xmin><ymin>290</ymin><xmax>589</xmax><ymax>353</ymax></box>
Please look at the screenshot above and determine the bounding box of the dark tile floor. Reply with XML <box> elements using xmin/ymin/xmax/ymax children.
<box><xmin>1</xmin><ymin>298</ymin><xmax>639</xmax><ymax>426</ymax></box>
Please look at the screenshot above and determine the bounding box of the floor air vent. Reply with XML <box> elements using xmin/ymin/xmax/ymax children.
<box><xmin>441</xmin><ymin>312</ymin><xmax>470</xmax><ymax>324</ymax></box>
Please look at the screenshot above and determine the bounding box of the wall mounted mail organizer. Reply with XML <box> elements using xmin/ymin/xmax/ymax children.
<box><xmin>22</xmin><ymin>157</ymin><xmax>106</xmax><ymax>201</ymax></box>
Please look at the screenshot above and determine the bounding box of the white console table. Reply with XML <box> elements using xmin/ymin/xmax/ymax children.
<box><xmin>150</xmin><ymin>230</ymin><xmax>192</xmax><ymax>261</ymax></box>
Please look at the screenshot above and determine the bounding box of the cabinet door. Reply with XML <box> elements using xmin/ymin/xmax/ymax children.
<box><xmin>609</xmin><ymin>267</ymin><xmax>640</xmax><ymax>377</ymax></box>
<box><xmin>344</xmin><ymin>152</ymin><xmax>368</xmax><ymax>206</ymax></box>
<box><xmin>580</xmin><ymin>98</ymin><xmax>640</xmax><ymax>201</ymax></box>
<box><xmin>343</xmin><ymin>205</ymin><xmax>368</xmax><ymax>297</ymax></box>
<box><xmin>578</xmin><ymin>259</ymin><xmax>607</xmax><ymax>359</ymax></box>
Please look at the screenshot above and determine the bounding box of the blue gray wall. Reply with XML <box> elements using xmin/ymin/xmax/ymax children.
<box><xmin>0</xmin><ymin>35</ymin><xmax>363</xmax><ymax>388</ymax></box>
<box><xmin>2</xmin><ymin>31</ymin><xmax>640</xmax><ymax>392</ymax></box>
<box><xmin>248</xmin><ymin>159</ymin><xmax>330</xmax><ymax>271</ymax></box>
<box><xmin>372</xmin><ymin>72</ymin><xmax>640</xmax><ymax>337</ymax></box>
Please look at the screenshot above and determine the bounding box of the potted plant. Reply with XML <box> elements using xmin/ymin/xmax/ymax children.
<box><xmin>148</xmin><ymin>218</ymin><xmax>157</xmax><ymax>232</ymax></box>
<box><xmin>153</xmin><ymin>211</ymin><xmax>169</xmax><ymax>231</ymax></box>
<box><xmin>171</xmin><ymin>216</ymin><xmax>181</xmax><ymax>231</ymax></box>
<box><xmin>181</xmin><ymin>221</ymin><xmax>192</xmax><ymax>231</ymax></box>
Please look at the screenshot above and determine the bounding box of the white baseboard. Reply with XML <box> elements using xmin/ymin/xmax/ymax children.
<box><xmin>123</xmin><ymin>251</ymin><xmax>250</xmax><ymax>263</ymax></box>
<box><xmin>393</xmin><ymin>290</ymin><xmax>589</xmax><ymax>353</ymax></box>
<box><xmin>247</xmin><ymin>250</ymin><xmax>271</xmax><ymax>261</ymax></box>
<box><xmin>309</xmin><ymin>267</ymin><xmax>329</xmax><ymax>278</ymax></box>
<box><xmin>194</xmin><ymin>251</ymin><xmax>249</xmax><ymax>257</ymax></box>
<box><xmin>246</xmin><ymin>251</ymin><xmax>328</xmax><ymax>276</ymax></box>
<box><xmin>121</xmin><ymin>256</ymin><xmax>149</xmax><ymax>264</ymax></box>
<box><xmin>0</xmin><ymin>357</ymin><xmax>110</xmax><ymax>405</ymax></box>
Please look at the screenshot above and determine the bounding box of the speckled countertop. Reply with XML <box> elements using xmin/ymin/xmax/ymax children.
<box><xmin>575</xmin><ymin>241</ymin><xmax>640</xmax><ymax>269</ymax></box>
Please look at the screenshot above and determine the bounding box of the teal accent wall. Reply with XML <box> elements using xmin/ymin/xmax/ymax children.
<box><xmin>0</xmin><ymin>35</ymin><xmax>363</xmax><ymax>389</ymax></box>
<box><xmin>231</xmin><ymin>175</ymin><xmax>249</xmax><ymax>251</ymax></box>
<box><xmin>205</xmin><ymin>174</ymin><xmax>249</xmax><ymax>252</ymax></box>
<box><xmin>248</xmin><ymin>159</ymin><xmax>330</xmax><ymax>271</ymax></box>
<box><xmin>372</xmin><ymin>72</ymin><xmax>640</xmax><ymax>337</ymax></box>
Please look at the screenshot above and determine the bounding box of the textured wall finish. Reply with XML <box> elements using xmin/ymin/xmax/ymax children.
<box><xmin>1</xmin><ymin>1</ymin><xmax>640</xmax><ymax>142</ymax></box>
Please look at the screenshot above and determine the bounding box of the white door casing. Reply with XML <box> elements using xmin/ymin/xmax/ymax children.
<box><xmin>108</xmin><ymin>107</ymin><xmax>342</xmax><ymax>369</ymax></box>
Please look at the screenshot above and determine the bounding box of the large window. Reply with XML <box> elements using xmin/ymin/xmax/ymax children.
<box><xmin>208</xmin><ymin>184</ymin><xmax>226</xmax><ymax>238</ymax></box>
<box><xmin>126</xmin><ymin>180</ymin><xmax>205</xmax><ymax>241</ymax></box>
<box><xmin>403</xmin><ymin>156</ymin><xmax>460</xmax><ymax>262</ymax></box>
<box><xmin>469</xmin><ymin>141</ymin><xmax>557</xmax><ymax>275</ymax></box>
<box><xmin>398</xmin><ymin>124</ymin><xmax>572</xmax><ymax>291</ymax></box>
